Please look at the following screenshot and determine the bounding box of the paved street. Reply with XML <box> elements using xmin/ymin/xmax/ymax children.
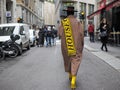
<box><xmin>0</xmin><ymin>39</ymin><xmax>120</xmax><ymax>90</ymax></box>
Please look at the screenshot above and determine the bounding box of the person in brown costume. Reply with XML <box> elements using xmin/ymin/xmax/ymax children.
<box><xmin>58</xmin><ymin>6</ymin><xmax>84</xmax><ymax>90</ymax></box>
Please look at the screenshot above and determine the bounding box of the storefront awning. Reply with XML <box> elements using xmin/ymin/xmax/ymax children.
<box><xmin>87</xmin><ymin>8</ymin><xmax>103</xmax><ymax>19</ymax></box>
<box><xmin>87</xmin><ymin>0</ymin><xmax>120</xmax><ymax>19</ymax></box>
<box><xmin>106</xmin><ymin>0</ymin><xmax>120</xmax><ymax>10</ymax></box>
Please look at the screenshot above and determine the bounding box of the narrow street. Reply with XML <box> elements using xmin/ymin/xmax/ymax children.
<box><xmin>0</xmin><ymin>0</ymin><xmax>120</xmax><ymax>90</ymax></box>
<box><xmin>0</xmin><ymin>40</ymin><xmax>120</xmax><ymax>90</ymax></box>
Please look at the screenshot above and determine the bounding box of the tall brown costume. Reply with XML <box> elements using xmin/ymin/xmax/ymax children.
<box><xmin>58</xmin><ymin>15</ymin><xmax>84</xmax><ymax>76</ymax></box>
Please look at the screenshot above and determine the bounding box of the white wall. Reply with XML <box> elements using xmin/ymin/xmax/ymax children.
<box><xmin>12</xmin><ymin>0</ymin><xmax>16</xmax><ymax>22</ymax></box>
<box><xmin>16</xmin><ymin>5</ymin><xmax>22</xmax><ymax>19</ymax></box>
<box><xmin>79</xmin><ymin>0</ymin><xmax>95</xmax><ymax>4</ymax></box>
<box><xmin>1</xmin><ymin>0</ymin><xmax>6</xmax><ymax>23</ymax></box>
<box><xmin>55</xmin><ymin>0</ymin><xmax>61</xmax><ymax>29</ymax></box>
<box><xmin>44</xmin><ymin>1</ymin><xmax>55</xmax><ymax>25</ymax></box>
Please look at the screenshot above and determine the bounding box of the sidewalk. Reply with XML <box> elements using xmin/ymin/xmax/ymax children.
<box><xmin>84</xmin><ymin>37</ymin><xmax>120</xmax><ymax>72</ymax></box>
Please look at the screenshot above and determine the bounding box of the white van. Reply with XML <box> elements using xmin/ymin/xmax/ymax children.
<box><xmin>0</xmin><ymin>23</ymin><xmax>30</xmax><ymax>50</ymax></box>
<box><xmin>29</xmin><ymin>29</ymin><xmax>36</xmax><ymax>46</ymax></box>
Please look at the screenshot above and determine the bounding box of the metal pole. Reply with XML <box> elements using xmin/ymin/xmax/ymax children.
<box><xmin>113</xmin><ymin>27</ymin><xmax>116</xmax><ymax>44</ymax></box>
<box><xmin>117</xmin><ymin>32</ymin><xmax>120</xmax><ymax>46</ymax></box>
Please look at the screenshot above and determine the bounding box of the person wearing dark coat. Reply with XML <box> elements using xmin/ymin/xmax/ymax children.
<box><xmin>38</xmin><ymin>28</ymin><xmax>44</xmax><ymax>47</ymax></box>
<box><xmin>100</xmin><ymin>18</ymin><xmax>109</xmax><ymax>52</ymax></box>
<box><xmin>44</xmin><ymin>26</ymin><xmax>48</xmax><ymax>47</ymax></box>
<box><xmin>47</xmin><ymin>29</ymin><xmax>52</xmax><ymax>47</ymax></box>
<box><xmin>51</xmin><ymin>28</ymin><xmax>56</xmax><ymax>46</ymax></box>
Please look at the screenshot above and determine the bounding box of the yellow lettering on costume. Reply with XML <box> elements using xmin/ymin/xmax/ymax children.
<box><xmin>62</xmin><ymin>18</ymin><xmax>76</xmax><ymax>56</ymax></box>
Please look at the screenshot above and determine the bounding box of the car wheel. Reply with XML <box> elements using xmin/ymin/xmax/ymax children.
<box><xmin>8</xmin><ymin>45</ymin><xmax>19</xmax><ymax>58</ymax></box>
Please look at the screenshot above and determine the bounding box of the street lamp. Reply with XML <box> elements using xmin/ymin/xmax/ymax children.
<box><xmin>79</xmin><ymin>11</ymin><xmax>85</xmax><ymax>20</ymax></box>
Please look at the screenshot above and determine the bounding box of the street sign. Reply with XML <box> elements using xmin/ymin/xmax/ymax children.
<box><xmin>6</xmin><ymin>11</ymin><xmax>11</xmax><ymax>17</ymax></box>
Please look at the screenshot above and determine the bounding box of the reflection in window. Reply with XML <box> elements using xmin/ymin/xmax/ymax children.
<box><xmin>88</xmin><ymin>4</ymin><xmax>94</xmax><ymax>15</ymax></box>
<box><xmin>80</xmin><ymin>2</ymin><xmax>86</xmax><ymax>13</ymax></box>
<box><xmin>20</xmin><ymin>26</ymin><xmax>24</xmax><ymax>35</ymax></box>
<box><xmin>0</xmin><ymin>26</ymin><xmax>15</xmax><ymax>36</ymax></box>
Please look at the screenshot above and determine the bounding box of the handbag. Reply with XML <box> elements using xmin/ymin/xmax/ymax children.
<box><xmin>100</xmin><ymin>31</ymin><xmax>107</xmax><ymax>37</ymax></box>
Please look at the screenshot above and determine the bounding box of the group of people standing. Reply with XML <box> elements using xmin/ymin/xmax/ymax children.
<box><xmin>35</xmin><ymin>26</ymin><xmax>57</xmax><ymax>47</ymax></box>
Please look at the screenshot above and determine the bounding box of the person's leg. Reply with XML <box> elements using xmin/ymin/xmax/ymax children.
<box><xmin>92</xmin><ymin>32</ymin><xmax>94</xmax><ymax>42</ymax></box>
<box><xmin>46</xmin><ymin>37</ymin><xmax>48</xmax><ymax>47</ymax></box>
<box><xmin>36</xmin><ymin>38</ymin><xmax>39</xmax><ymax>47</ymax></box>
<box><xmin>90</xmin><ymin>33</ymin><xmax>93</xmax><ymax>42</ymax></box>
<box><xmin>42</xmin><ymin>37</ymin><xmax>44</xmax><ymax>46</ymax></box>
<box><xmin>53</xmin><ymin>37</ymin><xmax>54</xmax><ymax>45</ymax></box>
<box><xmin>49</xmin><ymin>37</ymin><xmax>51</xmax><ymax>46</ymax></box>
<box><xmin>54</xmin><ymin>37</ymin><xmax>56</xmax><ymax>45</ymax></box>
<box><xmin>101</xmin><ymin>37</ymin><xmax>104</xmax><ymax>50</ymax></box>
<box><xmin>51</xmin><ymin>37</ymin><xmax>53</xmax><ymax>46</ymax></box>
<box><xmin>90</xmin><ymin>33</ymin><xmax>92</xmax><ymax>42</ymax></box>
<box><xmin>70</xmin><ymin>54</ymin><xmax>82</xmax><ymax>89</ymax></box>
<box><xmin>104</xmin><ymin>43</ymin><xmax>108</xmax><ymax>52</ymax></box>
<box><xmin>101</xmin><ymin>43</ymin><xmax>104</xmax><ymax>50</ymax></box>
<box><xmin>89</xmin><ymin>33</ymin><xmax>91</xmax><ymax>41</ymax></box>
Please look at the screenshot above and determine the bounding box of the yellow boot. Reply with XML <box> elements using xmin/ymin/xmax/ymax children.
<box><xmin>69</xmin><ymin>72</ymin><xmax>72</xmax><ymax>81</ymax></box>
<box><xmin>71</xmin><ymin>75</ymin><xmax>76</xmax><ymax>89</ymax></box>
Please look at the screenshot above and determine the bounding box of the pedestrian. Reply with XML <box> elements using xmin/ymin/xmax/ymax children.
<box><xmin>100</xmin><ymin>18</ymin><xmax>110</xmax><ymax>52</ymax></box>
<box><xmin>44</xmin><ymin>26</ymin><xmax>48</xmax><ymax>47</ymax></box>
<box><xmin>88</xmin><ymin>21</ymin><xmax>94</xmax><ymax>42</ymax></box>
<box><xmin>38</xmin><ymin>28</ymin><xmax>44</xmax><ymax>47</ymax></box>
<box><xmin>51</xmin><ymin>27</ymin><xmax>56</xmax><ymax>46</ymax></box>
<box><xmin>47</xmin><ymin>26</ymin><xmax>52</xmax><ymax>47</ymax></box>
<box><xmin>58</xmin><ymin>6</ymin><xmax>84</xmax><ymax>90</ymax></box>
<box><xmin>35</xmin><ymin>27</ymin><xmax>39</xmax><ymax>47</ymax></box>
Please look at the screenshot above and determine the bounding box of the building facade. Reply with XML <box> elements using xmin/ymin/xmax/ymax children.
<box><xmin>88</xmin><ymin>0</ymin><xmax>120</xmax><ymax>45</ymax></box>
<box><xmin>0</xmin><ymin>0</ymin><xmax>14</xmax><ymax>23</ymax></box>
<box><xmin>0</xmin><ymin>0</ymin><xmax>44</xmax><ymax>28</ymax></box>
<box><xmin>44</xmin><ymin>0</ymin><xmax>55</xmax><ymax>26</ymax></box>
<box><xmin>16</xmin><ymin>0</ymin><xmax>44</xmax><ymax>28</ymax></box>
<box><xmin>55</xmin><ymin>0</ymin><xmax>96</xmax><ymax>32</ymax></box>
<box><xmin>0</xmin><ymin>0</ymin><xmax>5</xmax><ymax>23</ymax></box>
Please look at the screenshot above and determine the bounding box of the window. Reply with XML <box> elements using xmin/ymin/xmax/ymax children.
<box><xmin>20</xmin><ymin>26</ymin><xmax>24</xmax><ymax>35</ymax></box>
<box><xmin>0</xmin><ymin>26</ymin><xmax>15</xmax><ymax>36</ymax></box>
<box><xmin>88</xmin><ymin>4</ymin><xmax>94</xmax><ymax>15</ymax></box>
<box><xmin>80</xmin><ymin>2</ymin><xmax>86</xmax><ymax>15</ymax></box>
<box><xmin>46</xmin><ymin>0</ymin><xmax>54</xmax><ymax>3</ymax></box>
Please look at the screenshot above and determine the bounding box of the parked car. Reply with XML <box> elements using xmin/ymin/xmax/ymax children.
<box><xmin>0</xmin><ymin>23</ymin><xmax>30</xmax><ymax>50</ymax></box>
<box><xmin>29</xmin><ymin>29</ymin><xmax>36</xmax><ymax>46</ymax></box>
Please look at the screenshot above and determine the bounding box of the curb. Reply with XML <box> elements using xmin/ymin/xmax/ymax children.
<box><xmin>84</xmin><ymin>44</ymin><xmax>120</xmax><ymax>72</ymax></box>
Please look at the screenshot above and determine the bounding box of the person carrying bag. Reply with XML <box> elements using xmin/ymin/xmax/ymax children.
<box><xmin>100</xmin><ymin>18</ymin><xmax>109</xmax><ymax>52</ymax></box>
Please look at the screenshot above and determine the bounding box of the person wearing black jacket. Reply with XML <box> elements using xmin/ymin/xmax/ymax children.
<box><xmin>38</xmin><ymin>28</ymin><xmax>44</xmax><ymax>47</ymax></box>
<box><xmin>100</xmin><ymin>18</ymin><xmax>109</xmax><ymax>52</ymax></box>
<box><xmin>47</xmin><ymin>30</ymin><xmax>52</xmax><ymax>47</ymax></box>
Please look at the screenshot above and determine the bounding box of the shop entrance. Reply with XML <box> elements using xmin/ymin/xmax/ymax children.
<box><xmin>112</xmin><ymin>7</ymin><xmax>120</xmax><ymax>45</ymax></box>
